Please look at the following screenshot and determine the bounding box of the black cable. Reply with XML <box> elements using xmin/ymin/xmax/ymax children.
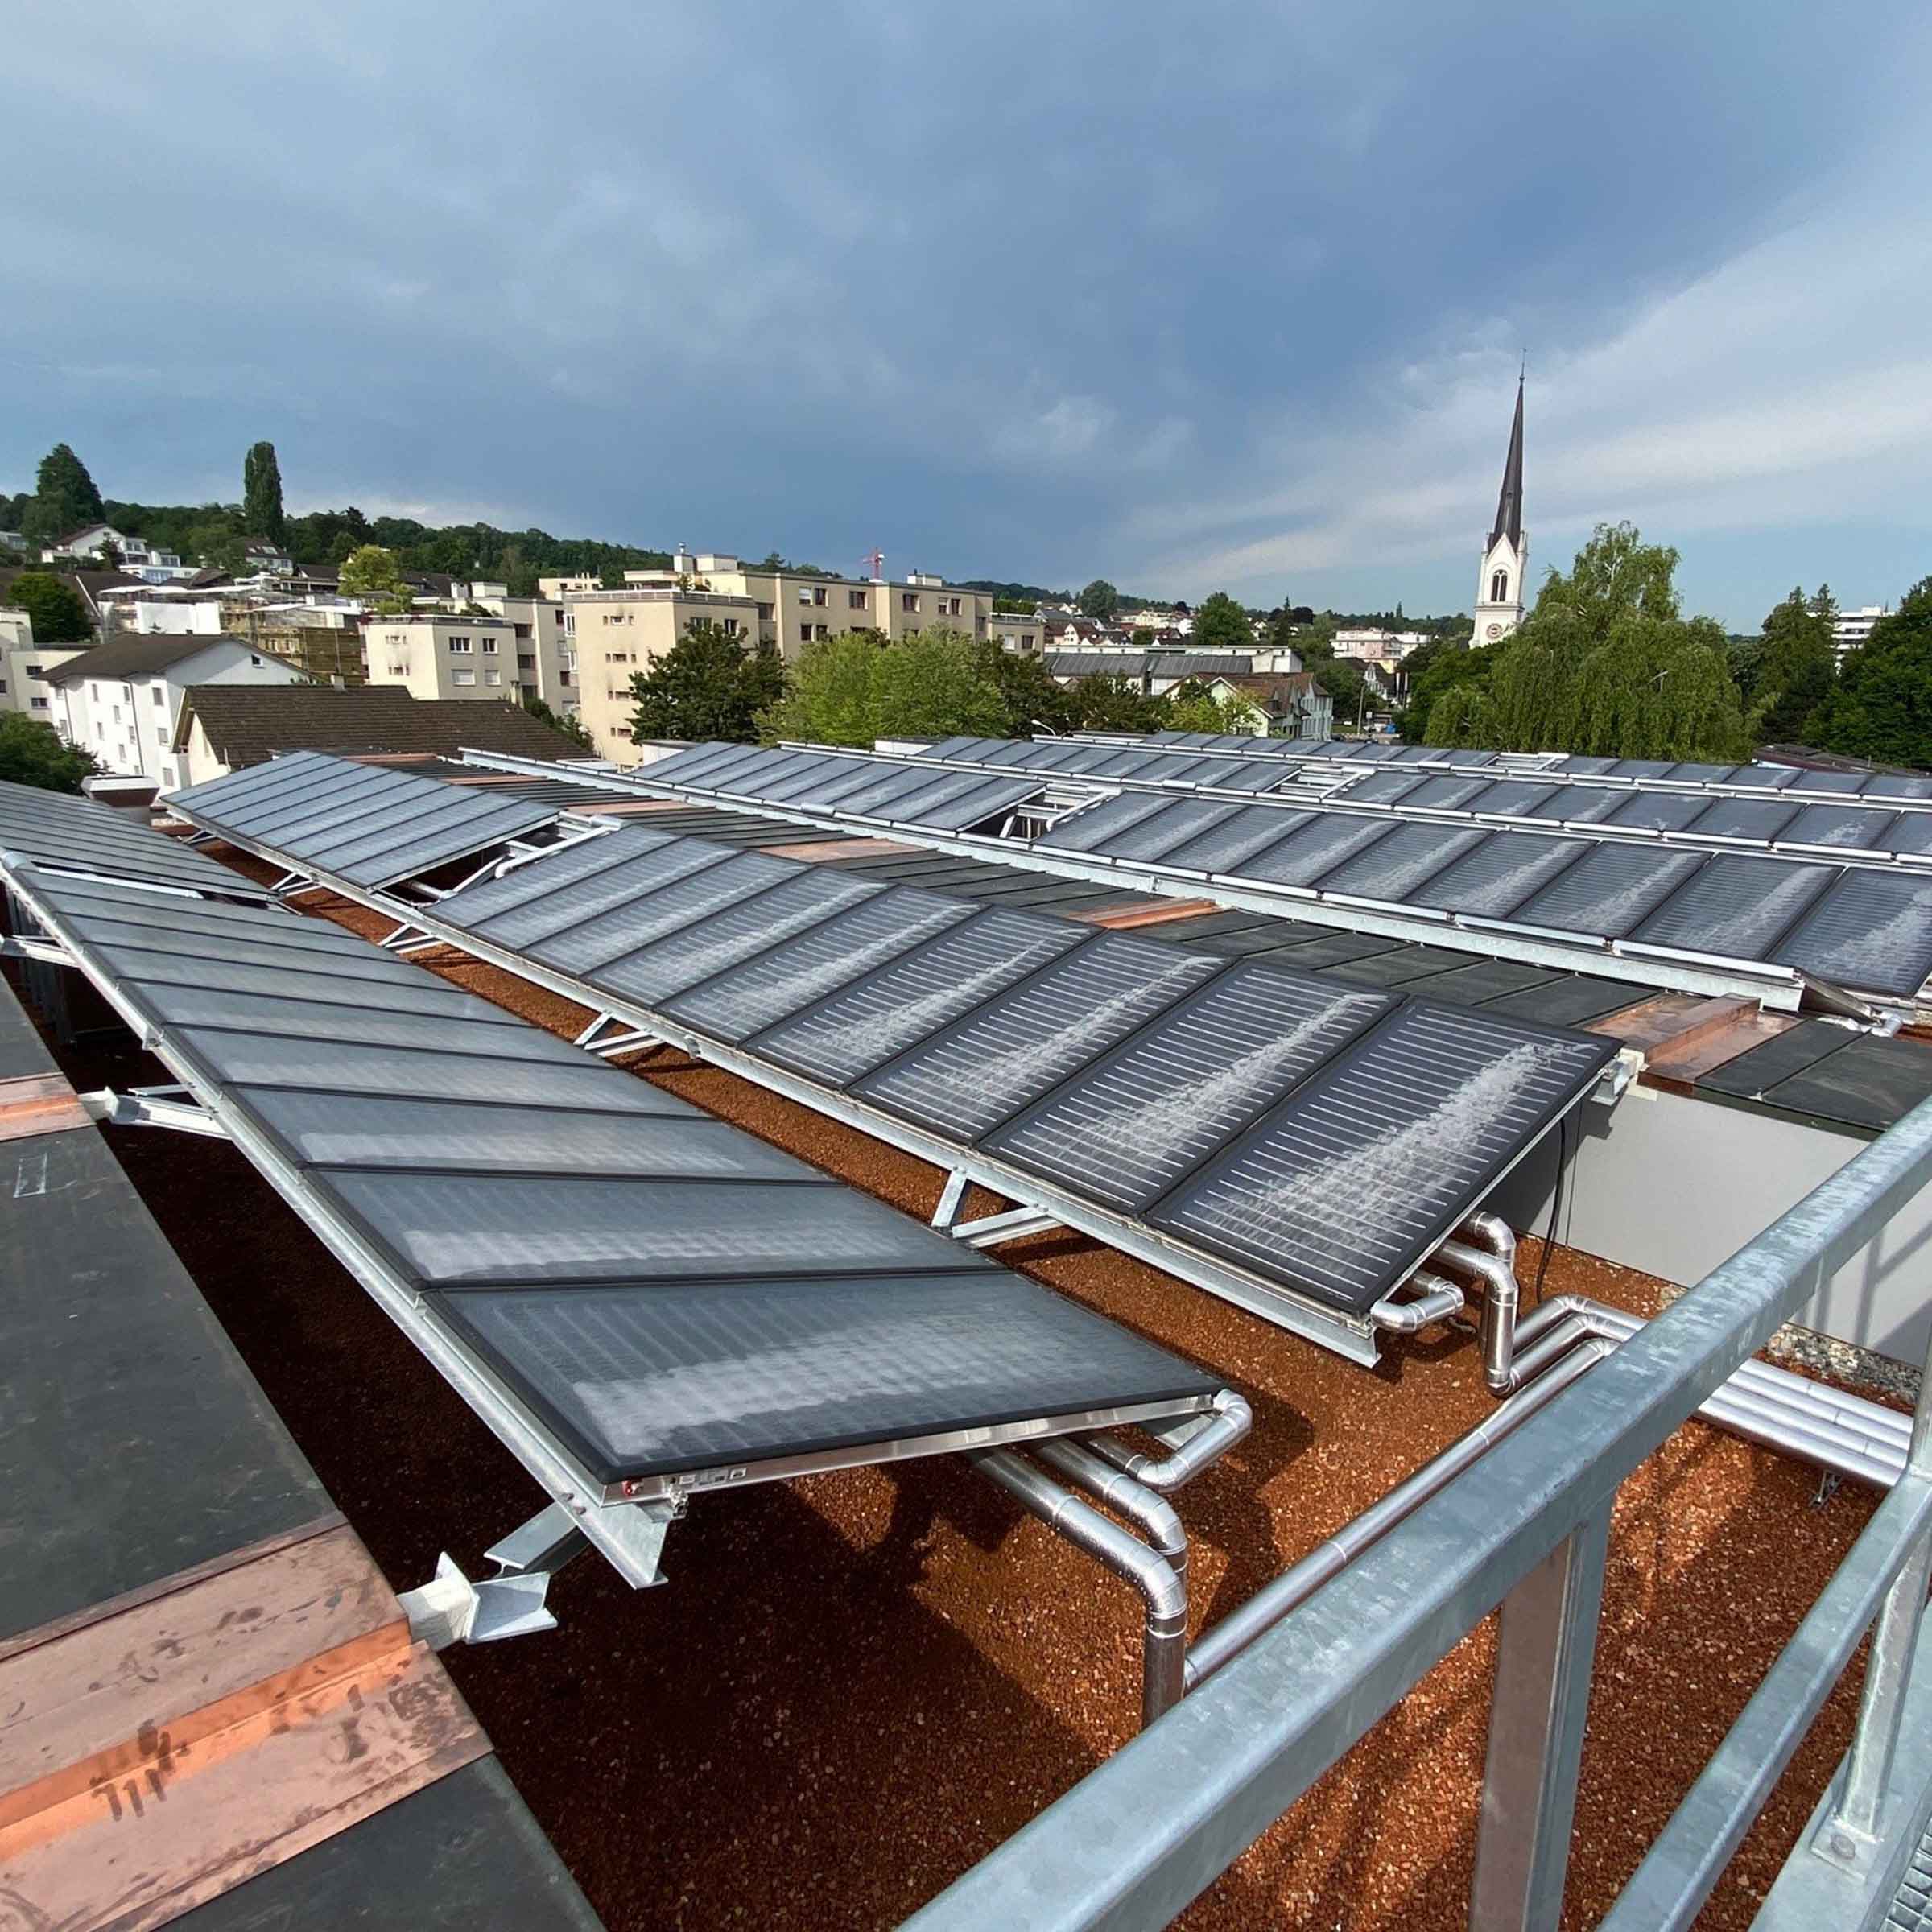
<box><xmin>1531</xmin><ymin>1110</ymin><xmax>1572</xmax><ymax>1307</ymax></box>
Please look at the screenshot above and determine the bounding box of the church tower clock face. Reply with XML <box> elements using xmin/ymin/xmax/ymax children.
<box><xmin>1486</xmin><ymin>621</ymin><xmax>1502</xmax><ymax>638</ymax></box>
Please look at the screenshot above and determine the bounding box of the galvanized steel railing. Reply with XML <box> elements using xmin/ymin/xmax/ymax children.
<box><xmin>904</xmin><ymin>1094</ymin><xmax>1932</xmax><ymax>1932</ymax></box>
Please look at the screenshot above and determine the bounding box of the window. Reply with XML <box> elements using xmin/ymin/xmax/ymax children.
<box><xmin>481</xmin><ymin>637</ymin><xmax>497</xmax><ymax>654</ymax></box>
<box><xmin>151</xmin><ymin>686</ymin><xmax>164</xmax><ymax>706</ymax></box>
<box><xmin>155</xmin><ymin>727</ymin><xmax>167</xmax><ymax>747</ymax></box>
<box><xmin>484</xmin><ymin>668</ymin><xmax>502</xmax><ymax>686</ymax></box>
<box><xmin>31</xmin><ymin>696</ymin><xmax>47</xmax><ymax>712</ymax></box>
<box><xmin>1490</xmin><ymin>568</ymin><xmax>1509</xmax><ymax>602</ymax></box>
<box><xmin>943</xmin><ymin>597</ymin><xmax>962</xmax><ymax>617</ymax></box>
<box><xmin>796</xmin><ymin>587</ymin><xmax>814</xmax><ymax>605</ymax></box>
<box><xmin>25</xmin><ymin>663</ymin><xmax>42</xmax><ymax>679</ymax></box>
<box><xmin>902</xmin><ymin>593</ymin><xmax>919</xmax><ymax>613</ymax></box>
<box><xmin>514</xmin><ymin>623</ymin><xmax>532</xmax><ymax>639</ymax></box>
<box><xmin>448</xmin><ymin>635</ymin><xmax>473</xmax><ymax>654</ymax></box>
<box><xmin>518</xmin><ymin>654</ymin><xmax>536</xmax><ymax>672</ymax></box>
<box><xmin>723</xmin><ymin>618</ymin><xmax>742</xmax><ymax>638</ymax></box>
<box><xmin>848</xmin><ymin>589</ymin><xmax>868</xmax><ymax>609</ymax></box>
<box><xmin>112</xmin><ymin>704</ymin><xmax>121</xmax><ymax>722</ymax></box>
<box><xmin>811</xmin><ymin>586</ymin><xmax>828</xmax><ymax>606</ymax></box>
<box><xmin>452</xmin><ymin>667</ymin><xmax>477</xmax><ymax>685</ymax></box>
<box><xmin>250</xmin><ymin>654</ymin><xmax>262</xmax><ymax>666</ymax></box>
<box><xmin>756</xmin><ymin>602</ymin><xmax>773</xmax><ymax>621</ymax></box>
<box><xmin>387</xmin><ymin>665</ymin><xmax>407</xmax><ymax>676</ymax></box>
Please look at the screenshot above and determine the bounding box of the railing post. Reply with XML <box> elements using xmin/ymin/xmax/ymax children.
<box><xmin>1471</xmin><ymin>1502</ymin><xmax>1612</xmax><ymax>1932</ymax></box>
<box><xmin>1818</xmin><ymin>1321</ymin><xmax>1932</xmax><ymax>1867</ymax></box>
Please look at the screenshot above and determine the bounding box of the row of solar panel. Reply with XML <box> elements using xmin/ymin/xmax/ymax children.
<box><xmin>0</xmin><ymin>777</ymin><xmax>274</xmax><ymax>900</ymax></box>
<box><xmin>417</xmin><ymin>814</ymin><xmax>1616</xmax><ymax>1317</ymax></box>
<box><xmin>1049</xmin><ymin>731</ymin><xmax>1932</xmax><ymax>801</ymax></box>
<box><xmin>635</xmin><ymin>741</ymin><xmax>1046</xmax><ymax>828</ymax></box>
<box><xmin>905</xmin><ymin>737</ymin><xmax>1932</xmax><ymax>857</ymax></box>
<box><xmin>1030</xmin><ymin>790</ymin><xmax>1932</xmax><ymax>998</ymax></box>
<box><xmin>10</xmin><ymin>860</ymin><xmax>1216</xmax><ymax>1485</ymax></box>
<box><xmin>168</xmin><ymin>750</ymin><xmax>559</xmax><ymax>889</ymax></box>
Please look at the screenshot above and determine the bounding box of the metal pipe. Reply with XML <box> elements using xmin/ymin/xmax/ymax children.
<box><xmin>1082</xmin><ymin>1389</ymin><xmax>1253</xmax><ymax>1493</ymax></box>
<box><xmin>1185</xmin><ymin>1339</ymin><xmax>1616</xmax><ymax>1689</ymax></box>
<box><xmin>1435</xmin><ymin>1238</ymin><xmax>1521</xmax><ymax>1393</ymax></box>
<box><xmin>969</xmin><ymin>1447</ymin><xmax>1190</xmax><ymax>1728</ymax></box>
<box><xmin>1369</xmin><ymin>1269</ymin><xmax>1466</xmax><ymax>1333</ymax></box>
<box><xmin>1033</xmin><ymin>1439</ymin><xmax>1190</xmax><ymax>1591</ymax></box>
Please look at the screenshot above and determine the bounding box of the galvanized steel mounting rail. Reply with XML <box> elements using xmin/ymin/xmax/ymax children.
<box><xmin>902</xmin><ymin>1093</ymin><xmax>1932</xmax><ymax>1932</ymax></box>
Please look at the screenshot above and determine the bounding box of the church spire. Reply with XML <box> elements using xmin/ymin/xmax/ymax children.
<box><xmin>1488</xmin><ymin>374</ymin><xmax>1525</xmax><ymax>552</ymax></box>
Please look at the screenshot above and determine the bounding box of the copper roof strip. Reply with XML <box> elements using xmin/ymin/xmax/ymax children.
<box><xmin>1069</xmin><ymin>898</ymin><xmax>1221</xmax><ymax>929</ymax></box>
<box><xmin>0</xmin><ymin>1073</ymin><xmax>91</xmax><ymax>1143</ymax></box>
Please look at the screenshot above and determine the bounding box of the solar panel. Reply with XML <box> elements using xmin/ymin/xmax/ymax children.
<box><xmin>778</xmin><ymin>758</ymin><xmax>905</xmax><ymax>811</ymax></box>
<box><xmin>1608</xmin><ymin>759</ymin><xmax>1678</xmax><ymax>781</ymax></box>
<box><xmin>1625</xmin><ymin>855</ymin><xmax>1836</xmax><ymax>958</ymax></box>
<box><xmin>1780</xmin><ymin>804</ymin><xmax>1893</xmax><ymax>852</ymax></box>
<box><xmin>1788</xmin><ymin>768</ymin><xmax>1864</xmax><ymax>795</ymax></box>
<box><xmin>89</xmin><ymin>942</ymin><xmax>501</xmax><ymax>1016</ymax></box>
<box><xmin>1774</xmin><ymin>872</ymin><xmax>1932</xmax><ymax>997</ymax></box>
<box><xmin>1206</xmin><ymin>757</ymin><xmax>1297</xmax><ymax>792</ymax></box>
<box><xmin>1236</xmin><ymin>814</ymin><xmax>1400</xmax><ymax>888</ymax></box>
<box><xmin>429</xmin><ymin>828</ymin><xmax>675</xmax><ymax>926</ymax></box>
<box><xmin>1147</xmin><ymin>1004</ymin><xmax>1616</xmax><ymax>1312</ymax></box>
<box><xmin>1864</xmin><ymin>774</ymin><xmax>1932</xmax><ymax>801</ymax></box>
<box><xmin>1886</xmin><ymin>815</ymin><xmax>1932</xmax><ymax>858</ymax></box>
<box><xmin>1158</xmin><ymin>805</ymin><xmax>1315</xmax><ymax>875</ymax></box>
<box><xmin>1468</xmin><ymin>780</ymin><xmax>1558</xmax><ymax>819</ymax></box>
<box><xmin>849</xmin><ymin>933</ymin><xmax>1223</xmax><ymax>1141</ymax></box>
<box><xmin>1684</xmin><ymin>798</ymin><xmax>1798</xmax><ymax>843</ymax></box>
<box><xmin>751</xmin><ymin>906</ymin><xmax>1084</xmax><ymax>1087</ymax></box>
<box><xmin>1509</xmin><ymin>843</ymin><xmax>1708</xmax><ymax>938</ymax></box>
<box><xmin>0</xmin><ymin>780</ymin><xmax>273</xmax><ymax>899</ymax></box>
<box><xmin>534</xmin><ymin>851</ymin><xmax>797</xmax><ymax>975</ymax></box>
<box><xmin>431</xmin><ymin>1271</ymin><xmax>1218</xmax><ymax>1484</ymax></box>
<box><xmin>1311</xmin><ymin>824</ymin><xmax>1489</xmax><ymax>905</ymax></box>
<box><xmin>1402</xmin><ymin>777</ymin><xmax>1494</xmax><ymax>813</ymax></box>
<box><xmin>134</xmin><ymin>985</ymin><xmax>587</xmax><ymax>1060</ymax></box>
<box><xmin>661</xmin><ymin>886</ymin><xmax>974</xmax><ymax>1042</ymax></box>
<box><xmin>912</xmin><ymin>773</ymin><xmax>1044</xmax><ymax>831</ymax></box>
<box><xmin>588</xmin><ymin>869</ymin><xmax>879</xmax><ymax>1007</ymax></box>
<box><xmin>1604</xmin><ymin>791</ymin><xmax>1711</xmax><ymax>832</ymax></box>
<box><xmin>1083</xmin><ymin>798</ymin><xmax>1249</xmax><ymax>865</ymax></box>
<box><xmin>981</xmin><ymin>962</ymin><xmax>1393</xmax><ymax>1210</ymax></box>
<box><xmin>464</xmin><ymin>839</ymin><xmax>731</xmax><ymax>947</ymax></box>
<box><xmin>1523</xmin><ymin>786</ymin><xmax>1625</xmax><ymax>824</ymax></box>
<box><xmin>1335</xmin><ymin>772</ymin><xmax>1426</xmax><ymax>806</ymax></box>
<box><xmin>1034</xmin><ymin>791</ymin><xmax>1180</xmax><ymax>854</ymax></box>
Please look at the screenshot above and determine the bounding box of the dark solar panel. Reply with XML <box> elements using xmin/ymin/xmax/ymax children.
<box><xmin>1148</xmin><ymin>1004</ymin><xmax>1616</xmax><ymax>1312</ymax></box>
<box><xmin>1550</xmin><ymin>755</ymin><xmax>1619</xmax><ymax>777</ymax></box>
<box><xmin>89</xmin><ymin>942</ymin><xmax>497</xmax><ymax>1015</ymax></box>
<box><xmin>1779</xmin><ymin>804</ymin><xmax>1894</xmax><ymax>852</ymax></box>
<box><xmin>1864</xmin><ymin>774</ymin><xmax>1932</xmax><ymax>801</ymax></box>
<box><xmin>1886</xmin><ymin>815</ymin><xmax>1932</xmax><ymax>858</ymax></box>
<box><xmin>1036</xmin><ymin>791</ymin><xmax>1181</xmax><ymax>853</ymax></box>
<box><xmin>432</xmin><ymin>829</ymin><xmax>675</xmax><ymax>927</ymax></box>
<box><xmin>1788</xmin><ymin>768</ymin><xmax>1864</xmax><ymax>795</ymax></box>
<box><xmin>752</xmin><ymin>906</ymin><xmax>1084</xmax><ymax>1087</ymax></box>
<box><xmin>588</xmin><ymin>869</ymin><xmax>877</xmax><ymax>1007</ymax></box>
<box><xmin>1337</xmin><ymin>772</ymin><xmax>1426</xmax><ymax>806</ymax></box>
<box><xmin>0</xmin><ymin>782</ymin><xmax>272</xmax><ymax>898</ymax></box>
<box><xmin>1467</xmin><ymin>781</ymin><xmax>1558</xmax><ymax>819</ymax></box>
<box><xmin>1682</xmin><ymin>798</ymin><xmax>1799</xmax><ymax>844</ymax></box>
<box><xmin>662</xmin><ymin>886</ymin><xmax>973</xmax><ymax>1041</ymax></box>
<box><xmin>1625</xmin><ymin>855</ymin><xmax>1837</xmax><ymax>958</ymax></box>
<box><xmin>1509</xmin><ymin>844</ymin><xmax>1709</xmax><ymax>938</ymax></box>
<box><xmin>1665</xmin><ymin>762</ymin><xmax>1747</xmax><ymax>786</ymax></box>
<box><xmin>431</xmin><ymin>1271</ymin><xmax>1217</xmax><ymax>1483</ymax></box>
<box><xmin>535</xmin><ymin>852</ymin><xmax>797</xmax><ymax>974</ymax></box>
<box><xmin>849</xmin><ymin>933</ymin><xmax>1222</xmax><ymax>1141</ymax></box>
<box><xmin>982</xmin><ymin>962</ymin><xmax>1393</xmax><ymax>1210</ymax></box>
<box><xmin>1604</xmin><ymin>791</ymin><xmax>1711</xmax><ymax>832</ymax></box>
<box><xmin>1207</xmin><ymin>757</ymin><xmax>1298</xmax><ymax>793</ymax></box>
<box><xmin>1235</xmin><ymin>814</ymin><xmax>1400</xmax><ymax>888</ymax></box>
<box><xmin>1312</xmin><ymin>824</ymin><xmax>1488</xmax><ymax>905</ymax></box>
<box><xmin>328</xmin><ymin>1170</ymin><xmax>952</xmax><ymax>1289</ymax></box>
<box><xmin>913</xmin><ymin>774</ymin><xmax>1045</xmax><ymax>830</ymax></box>
<box><xmin>1401</xmin><ymin>777</ymin><xmax>1493</xmax><ymax>812</ymax></box>
<box><xmin>1774</xmin><ymin>872</ymin><xmax>1932</xmax><ymax>997</ymax></box>
<box><xmin>1158</xmin><ymin>805</ymin><xmax>1315</xmax><ymax>875</ymax></box>
<box><xmin>138</xmin><ymin>985</ymin><xmax>588</xmax><ymax>1061</ymax></box>
<box><xmin>466</xmin><ymin>840</ymin><xmax>731</xmax><ymax>947</ymax></box>
<box><xmin>1086</xmin><ymin>798</ymin><xmax>1248</xmax><ymax>864</ymax></box>
<box><xmin>1524</xmin><ymin>786</ymin><xmax>1625</xmax><ymax>824</ymax></box>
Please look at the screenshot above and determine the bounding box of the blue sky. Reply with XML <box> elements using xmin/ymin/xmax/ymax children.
<box><xmin>4</xmin><ymin>2</ymin><xmax>1929</xmax><ymax>627</ymax></box>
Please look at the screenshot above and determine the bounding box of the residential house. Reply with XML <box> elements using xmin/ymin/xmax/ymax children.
<box><xmin>1333</xmin><ymin>626</ymin><xmax>1430</xmax><ymax>661</ymax></box>
<box><xmin>0</xmin><ymin>564</ymin><xmax>146</xmax><ymax>631</ymax></box>
<box><xmin>1833</xmin><ymin>606</ymin><xmax>1889</xmax><ymax>658</ymax></box>
<box><xmin>991</xmin><ymin>610</ymin><xmax>1044</xmax><ymax>654</ymax></box>
<box><xmin>362</xmin><ymin>615</ymin><xmax>523</xmax><ymax>704</ymax></box>
<box><xmin>168</xmin><ymin>685</ymin><xmax>588</xmax><ymax>789</ymax></box>
<box><xmin>1203</xmin><ymin>671</ymin><xmax>1333</xmax><ymax>741</ymax></box>
<box><xmin>0</xmin><ymin>631</ymin><xmax>89</xmax><ymax>724</ymax></box>
<box><xmin>43</xmin><ymin>632</ymin><xmax>303</xmax><ymax>787</ymax></box>
<box><xmin>467</xmin><ymin>593</ymin><xmax>576</xmax><ymax>714</ymax></box>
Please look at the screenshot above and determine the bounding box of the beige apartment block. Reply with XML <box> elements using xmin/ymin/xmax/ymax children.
<box><xmin>990</xmin><ymin>609</ymin><xmax>1044</xmax><ymax>654</ymax></box>
<box><xmin>623</xmin><ymin>552</ymin><xmax>993</xmax><ymax>660</ymax></box>
<box><xmin>364</xmin><ymin>615</ymin><xmax>525</xmax><ymax>704</ymax></box>
<box><xmin>472</xmin><ymin>595</ymin><xmax>577</xmax><ymax>713</ymax></box>
<box><xmin>564</xmin><ymin>586</ymin><xmax>761</xmax><ymax>763</ymax></box>
<box><xmin>0</xmin><ymin>642</ymin><xmax>87</xmax><ymax>721</ymax></box>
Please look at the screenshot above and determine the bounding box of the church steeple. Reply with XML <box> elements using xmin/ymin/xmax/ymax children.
<box><xmin>1473</xmin><ymin>376</ymin><xmax>1528</xmax><ymax>644</ymax></box>
<box><xmin>1489</xmin><ymin>374</ymin><xmax>1525</xmax><ymax>552</ymax></box>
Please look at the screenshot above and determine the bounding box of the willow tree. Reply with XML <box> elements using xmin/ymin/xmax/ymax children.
<box><xmin>1478</xmin><ymin>522</ymin><xmax>1751</xmax><ymax>759</ymax></box>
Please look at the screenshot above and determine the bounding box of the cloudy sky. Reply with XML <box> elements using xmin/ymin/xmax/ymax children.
<box><xmin>4</xmin><ymin>2</ymin><xmax>1928</xmax><ymax>625</ymax></box>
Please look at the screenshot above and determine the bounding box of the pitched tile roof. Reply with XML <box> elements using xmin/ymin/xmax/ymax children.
<box><xmin>174</xmin><ymin>685</ymin><xmax>588</xmax><ymax>766</ymax></box>
<box><xmin>39</xmin><ymin>632</ymin><xmax>255</xmax><ymax>682</ymax></box>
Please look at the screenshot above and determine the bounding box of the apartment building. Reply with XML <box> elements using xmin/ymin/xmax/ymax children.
<box><xmin>564</xmin><ymin>585</ymin><xmax>761</xmax><ymax>763</ymax></box>
<box><xmin>469</xmin><ymin>594</ymin><xmax>576</xmax><ymax>713</ymax></box>
<box><xmin>990</xmin><ymin>610</ymin><xmax>1043</xmax><ymax>654</ymax></box>
<box><xmin>363</xmin><ymin>615</ymin><xmax>524</xmax><ymax>704</ymax></box>
<box><xmin>0</xmin><ymin>639</ymin><xmax>89</xmax><ymax>723</ymax></box>
<box><xmin>625</xmin><ymin>552</ymin><xmax>993</xmax><ymax>659</ymax></box>
<box><xmin>1833</xmin><ymin>605</ymin><xmax>1889</xmax><ymax>657</ymax></box>
<box><xmin>43</xmin><ymin>632</ymin><xmax>301</xmax><ymax>786</ymax></box>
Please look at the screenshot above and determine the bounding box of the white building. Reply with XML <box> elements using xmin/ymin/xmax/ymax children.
<box><xmin>0</xmin><ymin>623</ymin><xmax>89</xmax><ymax>723</ymax></box>
<box><xmin>1472</xmin><ymin>377</ymin><xmax>1527</xmax><ymax>645</ymax></box>
<box><xmin>1334</xmin><ymin>628</ymin><xmax>1431</xmax><ymax>661</ymax></box>
<box><xmin>1834</xmin><ymin>605</ymin><xmax>1889</xmax><ymax>658</ymax></box>
<box><xmin>363</xmin><ymin>615</ymin><xmax>526</xmax><ymax>704</ymax></box>
<box><xmin>40</xmin><ymin>524</ymin><xmax>194</xmax><ymax>581</ymax></box>
<box><xmin>43</xmin><ymin>632</ymin><xmax>303</xmax><ymax>788</ymax></box>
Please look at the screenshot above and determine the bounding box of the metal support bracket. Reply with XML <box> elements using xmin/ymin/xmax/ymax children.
<box><xmin>1</xmin><ymin>932</ymin><xmax>75</xmax><ymax>967</ymax></box>
<box><xmin>931</xmin><ymin>1168</ymin><xmax>969</xmax><ymax>1231</ymax></box>
<box><xmin>574</xmin><ymin>1012</ymin><xmax>660</xmax><ymax>1056</ymax></box>
<box><xmin>951</xmin><ymin>1203</ymin><xmax>1063</xmax><ymax>1249</ymax></box>
<box><xmin>1595</xmin><ymin>1046</ymin><xmax>1642</xmax><ymax>1106</ymax></box>
<box><xmin>78</xmin><ymin>1087</ymin><xmax>231</xmax><ymax>1139</ymax></box>
<box><xmin>398</xmin><ymin>1499</ymin><xmax>627</xmax><ymax>1649</ymax></box>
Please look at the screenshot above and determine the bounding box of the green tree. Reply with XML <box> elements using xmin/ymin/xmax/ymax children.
<box><xmin>992</xmin><ymin>595</ymin><xmax>1038</xmax><ymax>615</ymax></box>
<box><xmin>1472</xmin><ymin>523</ymin><xmax>1752</xmax><ymax>759</ymax></box>
<box><xmin>1423</xmin><ymin>684</ymin><xmax>1501</xmax><ymax>749</ymax></box>
<box><xmin>1166</xmin><ymin>679</ymin><xmax>1265</xmax><ymax>734</ymax></box>
<box><xmin>1313</xmin><ymin>655</ymin><xmax>1371</xmax><ymax>729</ymax></box>
<box><xmin>93</xmin><ymin>536</ymin><xmax>123</xmax><ymax>569</ymax></box>
<box><xmin>3</xmin><ymin>572</ymin><xmax>92</xmax><ymax>642</ymax></box>
<box><xmin>242</xmin><ymin>441</ymin><xmax>286</xmax><ymax>543</ymax></box>
<box><xmin>0</xmin><ymin>712</ymin><xmax>98</xmax><ymax>792</ymax></box>
<box><xmin>521</xmin><ymin>696</ymin><xmax>595</xmax><ymax>751</ymax></box>
<box><xmin>1191</xmin><ymin>590</ymin><xmax>1255</xmax><ymax>654</ymax></box>
<box><xmin>756</xmin><ymin>628</ymin><xmax>1008</xmax><ymax>746</ymax></box>
<box><xmin>1806</xmin><ymin>580</ymin><xmax>1932</xmax><ymax>767</ymax></box>
<box><xmin>628</xmin><ymin>621</ymin><xmax>786</xmax><ymax>743</ymax></box>
<box><xmin>1078</xmin><ymin>578</ymin><xmax>1120</xmax><ymax>621</ymax></box>
<box><xmin>975</xmin><ymin>642</ymin><xmax>1082</xmax><ymax>737</ymax></box>
<box><xmin>23</xmin><ymin>444</ymin><xmax>105</xmax><ymax>545</ymax></box>
<box><xmin>1072</xmin><ymin>673</ymin><xmax>1166</xmax><ymax>733</ymax></box>
<box><xmin>1736</xmin><ymin>585</ymin><xmax>1838</xmax><ymax>745</ymax></box>
<box><xmin>337</xmin><ymin>544</ymin><xmax>412</xmax><ymax>613</ymax></box>
<box><xmin>1402</xmin><ymin>638</ymin><xmax>1496</xmax><ymax>742</ymax></box>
